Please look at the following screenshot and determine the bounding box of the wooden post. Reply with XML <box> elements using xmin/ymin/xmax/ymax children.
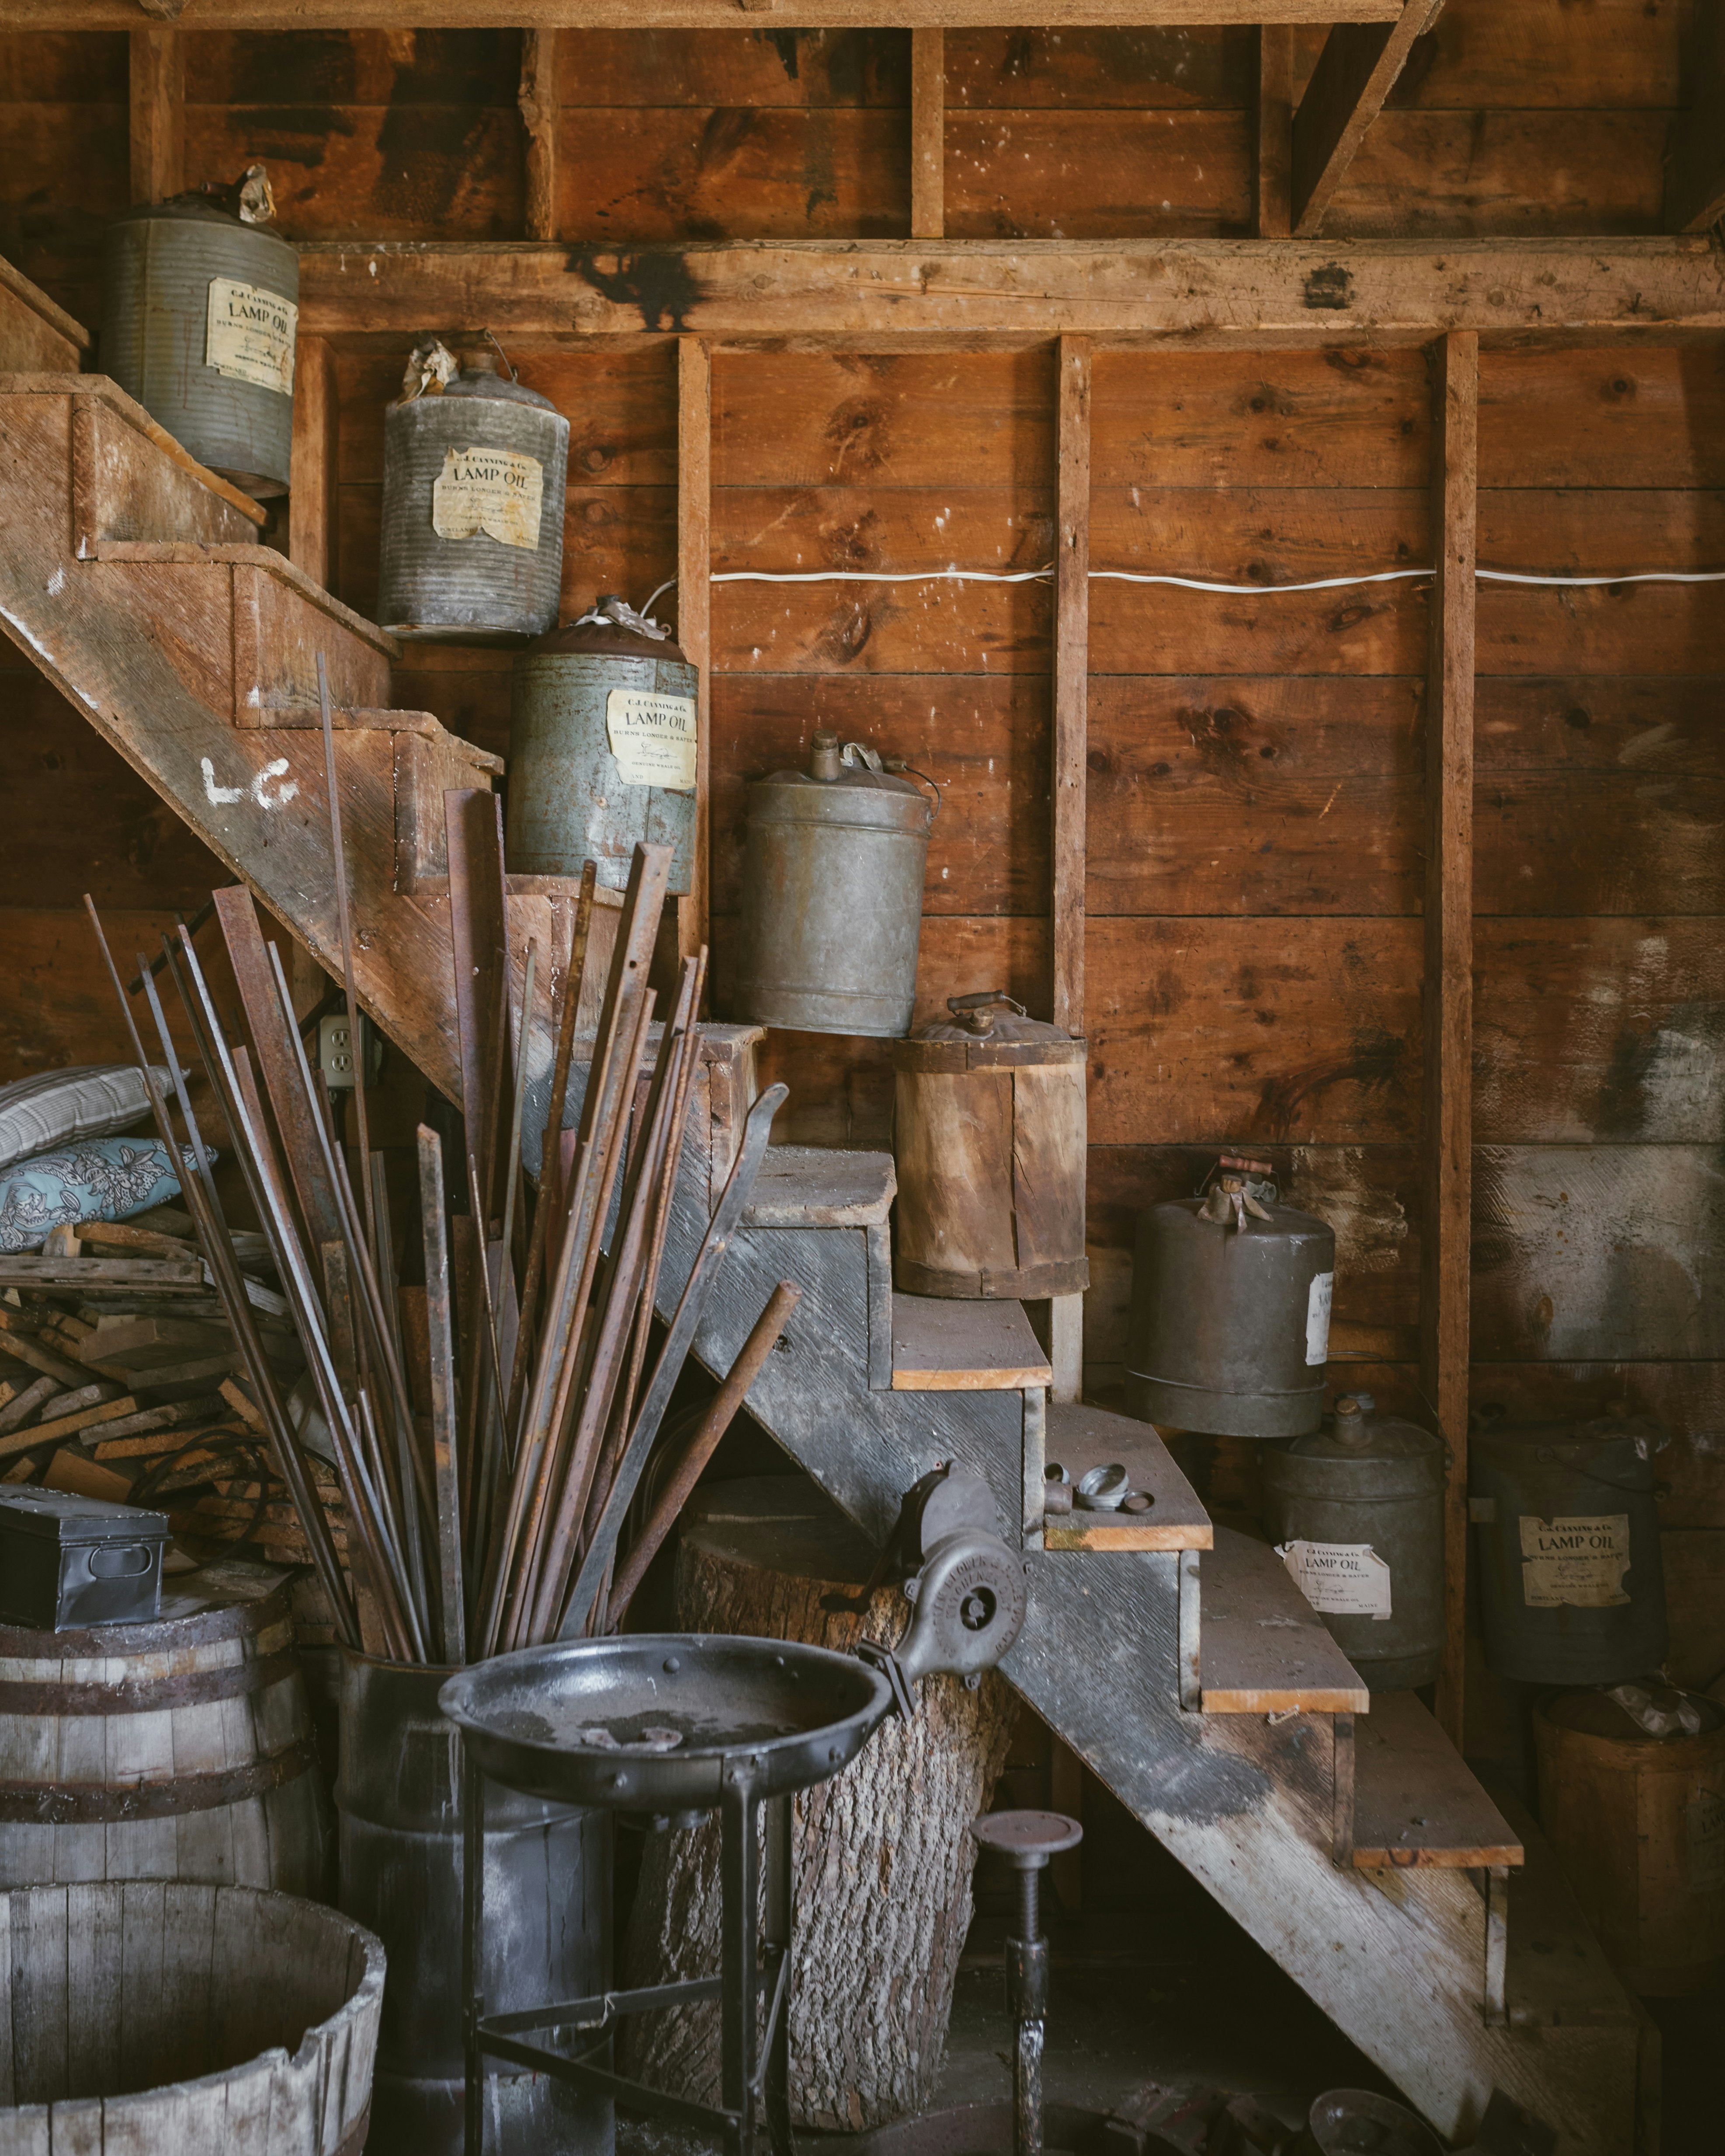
<box><xmin>518</xmin><ymin>28</ymin><xmax>559</xmax><ymax>242</ymax></box>
<box><xmin>678</xmin><ymin>337</ymin><xmax>712</xmax><ymax>967</ymax></box>
<box><xmin>1052</xmin><ymin>335</ymin><xmax>1090</xmax><ymax>1400</ymax></box>
<box><xmin>129</xmin><ymin>28</ymin><xmax>184</xmax><ymax>207</ymax></box>
<box><xmin>1425</xmin><ymin>329</ymin><xmax>1476</xmax><ymax>1748</ymax></box>
<box><xmin>1256</xmin><ymin>26</ymin><xmax>1294</xmax><ymax>238</ymax></box>
<box><xmin>910</xmin><ymin>29</ymin><xmax>945</xmax><ymax>240</ymax></box>
<box><xmin>288</xmin><ymin>336</ymin><xmax>338</xmax><ymax>593</ymax></box>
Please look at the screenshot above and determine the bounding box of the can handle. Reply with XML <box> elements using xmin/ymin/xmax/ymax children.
<box><xmin>948</xmin><ymin>991</ymin><xmax>1025</xmax><ymax>1016</ymax></box>
<box><xmin>880</xmin><ymin>756</ymin><xmax>942</xmax><ymax>818</ymax></box>
<box><xmin>89</xmin><ymin>1543</ymin><xmax>154</xmax><ymax>1579</ymax></box>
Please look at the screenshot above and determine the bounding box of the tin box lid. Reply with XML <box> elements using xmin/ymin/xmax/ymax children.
<box><xmin>529</xmin><ymin>594</ymin><xmax>690</xmax><ymax>666</ymax></box>
<box><xmin>1543</xmin><ymin>1686</ymin><xmax>1723</xmax><ymax>1745</ymax></box>
<box><xmin>0</xmin><ymin>1487</ymin><xmax>170</xmax><ymax>1546</ymax></box>
<box><xmin>1470</xmin><ymin>1407</ymin><xmax>1666</xmax><ymax>1459</ymax></box>
<box><xmin>441</xmin><ymin>358</ymin><xmax>559</xmax><ymax>413</ymax></box>
<box><xmin>909</xmin><ymin>994</ymin><xmax>1075</xmax><ymax>1047</ymax></box>
<box><xmin>1290</xmin><ymin>1394</ymin><xmax>1440</xmax><ymax>1462</ymax></box>
<box><xmin>891</xmin><ymin>991</ymin><xmax>1085</xmax><ymax>1070</ymax></box>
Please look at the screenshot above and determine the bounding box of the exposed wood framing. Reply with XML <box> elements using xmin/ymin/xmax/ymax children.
<box><xmin>1291</xmin><ymin>0</ymin><xmax>1441</xmax><ymax>236</ymax></box>
<box><xmin>128</xmin><ymin>28</ymin><xmax>183</xmax><ymax>208</ymax></box>
<box><xmin>677</xmin><ymin>336</ymin><xmax>712</xmax><ymax>970</ymax></box>
<box><xmin>295</xmin><ymin>238</ymin><xmax>1725</xmax><ymax>345</ymax></box>
<box><xmin>1052</xmin><ymin>335</ymin><xmax>1090</xmax><ymax>1407</ymax></box>
<box><xmin>288</xmin><ymin>336</ymin><xmax>339</xmax><ymax>591</ymax></box>
<box><xmin>10</xmin><ymin>2</ymin><xmax>1408</xmax><ymax>27</ymax></box>
<box><xmin>1665</xmin><ymin>0</ymin><xmax>1725</xmax><ymax>233</ymax></box>
<box><xmin>1256</xmin><ymin>25</ymin><xmax>1294</xmax><ymax>239</ymax></box>
<box><xmin>910</xmin><ymin>30</ymin><xmax>945</xmax><ymax>242</ymax></box>
<box><xmin>518</xmin><ymin>29</ymin><xmax>559</xmax><ymax>243</ymax></box>
<box><xmin>1423</xmin><ymin>328</ymin><xmax>1475</xmax><ymax>1749</ymax></box>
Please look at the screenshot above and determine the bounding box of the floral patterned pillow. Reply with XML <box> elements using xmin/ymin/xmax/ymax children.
<box><xmin>0</xmin><ymin>1137</ymin><xmax>209</xmax><ymax>1254</ymax></box>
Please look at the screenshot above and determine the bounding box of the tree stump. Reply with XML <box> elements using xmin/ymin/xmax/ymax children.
<box><xmin>622</xmin><ymin>1475</ymin><xmax>1016</xmax><ymax>2131</ymax></box>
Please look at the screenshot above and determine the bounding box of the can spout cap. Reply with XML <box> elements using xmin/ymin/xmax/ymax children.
<box><xmin>809</xmin><ymin>730</ymin><xmax>842</xmax><ymax>782</ymax></box>
<box><xmin>1333</xmin><ymin>1393</ymin><xmax>1376</xmax><ymax>1445</ymax></box>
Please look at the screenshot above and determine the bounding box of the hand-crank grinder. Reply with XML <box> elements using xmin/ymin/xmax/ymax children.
<box><xmin>439</xmin><ymin>1462</ymin><xmax>1027</xmax><ymax>2156</ymax></box>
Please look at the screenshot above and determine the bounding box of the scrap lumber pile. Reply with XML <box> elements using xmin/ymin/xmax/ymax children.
<box><xmin>74</xmin><ymin>678</ymin><xmax>792</xmax><ymax>1663</ymax></box>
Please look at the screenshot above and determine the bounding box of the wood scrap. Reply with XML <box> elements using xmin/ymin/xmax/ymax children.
<box><xmin>0</xmin><ymin>1376</ymin><xmax>59</xmax><ymax>1433</ymax></box>
<box><xmin>0</xmin><ymin>1394</ymin><xmax>141</xmax><ymax>1459</ymax></box>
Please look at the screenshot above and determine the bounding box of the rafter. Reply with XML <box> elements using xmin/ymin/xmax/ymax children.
<box><xmin>1291</xmin><ymin>0</ymin><xmax>1441</xmax><ymax>236</ymax></box>
<box><xmin>0</xmin><ymin>0</ymin><xmax>1404</xmax><ymax>24</ymax></box>
<box><xmin>1665</xmin><ymin>0</ymin><xmax>1725</xmax><ymax>233</ymax></box>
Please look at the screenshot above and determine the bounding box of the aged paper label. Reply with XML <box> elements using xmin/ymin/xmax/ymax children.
<box><xmin>606</xmin><ymin>688</ymin><xmax>698</xmax><ymax>790</ymax></box>
<box><xmin>1277</xmin><ymin>1540</ymin><xmax>1392</xmax><ymax>1619</ymax></box>
<box><xmin>1687</xmin><ymin>1788</ymin><xmax>1725</xmax><ymax>1889</ymax></box>
<box><xmin>205</xmin><ymin>277</ymin><xmax>298</xmax><ymax>395</ymax></box>
<box><xmin>431</xmin><ymin>445</ymin><xmax>544</xmax><ymax>551</ymax></box>
<box><xmin>1518</xmin><ymin>1514</ymin><xmax>1632</xmax><ymax>1608</ymax></box>
<box><xmin>1305</xmin><ymin>1270</ymin><xmax>1334</xmax><ymax>1365</ymax></box>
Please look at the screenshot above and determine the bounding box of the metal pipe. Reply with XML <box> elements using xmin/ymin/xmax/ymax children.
<box><xmin>317</xmin><ymin>649</ymin><xmax>380</xmax><ymax>1272</ymax></box>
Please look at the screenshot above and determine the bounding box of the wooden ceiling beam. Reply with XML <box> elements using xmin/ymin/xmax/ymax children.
<box><xmin>0</xmin><ymin>0</ymin><xmax>1404</xmax><ymax>25</ymax></box>
<box><xmin>1290</xmin><ymin>0</ymin><xmax>1442</xmax><ymax>236</ymax></box>
<box><xmin>1665</xmin><ymin>2</ymin><xmax>1725</xmax><ymax>234</ymax></box>
<box><xmin>293</xmin><ymin>237</ymin><xmax>1725</xmax><ymax>345</ymax></box>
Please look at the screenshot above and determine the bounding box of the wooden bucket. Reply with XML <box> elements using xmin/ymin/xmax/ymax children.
<box><xmin>0</xmin><ymin>1881</ymin><xmax>382</xmax><ymax>2154</ymax></box>
<box><xmin>0</xmin><ymin>1582</ymin><xmax>332</xmax><ymax>1895</ymax></box>
<box><xmin>1535</xmin><ymin>1689</ymin><xmax>1725</xmax><ymax>1994</ymax></box>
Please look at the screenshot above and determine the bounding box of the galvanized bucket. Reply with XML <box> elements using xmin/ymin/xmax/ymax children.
<box><xmin>336</xmin><ymin>1650</ymin><xmax>613</xmax><ymax>2156</ymax></box>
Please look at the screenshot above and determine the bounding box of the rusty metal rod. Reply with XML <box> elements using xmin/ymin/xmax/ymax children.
<box><xmin>419</xmin><ymin>1125</ymin><xmax>465</xmax><ymax>1664</ymax></box>
<box><xmin>316</xmin><ymin>651</ymin><xmax>380</xmax><ymax>1273</ymax></box>
<box><xmin>604</xmin><ymin>1279</ymin><xmax>802</xmax><ymax>1633</ymax></box>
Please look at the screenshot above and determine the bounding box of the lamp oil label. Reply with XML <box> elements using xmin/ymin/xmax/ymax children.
<box><xmin>431</xmin><ymin>445</ymin><xmax>544</xmax><ymax>551</ymax></box>
<box><xmin>1276</xmin><ymin>1540</ymin><xmax>1392</xmax><ymax>1619</ymax></box>
<box><xmin>1518</xmin><ymin>1514</ymin><xmax>1632</xmax><ymax>1608</ymax></box>
<box><xmin>606</xmin><ymin>689</ymin><xmax>698</xmax><ymax>790</ymax></box>
<box><xmin>1687</xmin><ymin>1788</ymin><xmax>1725</xmax><ymax>1890</ymax></box>
<box><xmin>205</xmin><ymin>277</ymin><xmax>298</xmax><ymax>395</ymax></box>
<box><xmin>1305</xmin><ymin>1271</ymin><xmax>1334</xmax><ymax>1365</ymax></box>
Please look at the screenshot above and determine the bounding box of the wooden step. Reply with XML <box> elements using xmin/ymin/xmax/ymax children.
<box><xmin>890</xmin><ymin>1293</ymin><xmax>1052</xmax><ymax>1393</ymax></box>
<box><xmin>1042</xmin><ymin>1401</ymin><xmax>1211</xmax><ymax>1552</ymax></box>
<box><xmin>0</xmin><ymin>257</ymin><xmax>90</xmax><ymax>372</ymax></box>
<box><xmin>1200</xmin><ymin>1525</ymin><xmax>1370</xmax><ymax>1714</ymax></box>
<box><xmin>1352</xmin><ymin>1691</ymin><xmax>1523</xmax><ymax>1870</ymax></box>
<box><xmin>740</xmin><ymin>1146</ymin><xmax>895</xmax><ymax>1229</ymax></box>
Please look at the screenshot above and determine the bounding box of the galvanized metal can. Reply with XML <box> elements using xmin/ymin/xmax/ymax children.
<box><xmin>378</xmin><ymin>354</ymin><xmax>569</xmax><ymax>643</ymax></box>
<box><xmin>1261</xmin><ymin>1392</ymin><xmax>1444</xmax><ymax>1691</ymax></box>
<box><xmin>100</xmin><ymin>194</ymin><xmax>298</xmax><ymax>496</ymax></box>
<box><xmin>1470</xmin><ymin>1410</ymin><xmax>1668</xmax><ymax>1686</ymax></box>
<box><xmin>730</xmin><ymin>731</ymin><xmax>935</xmax><ymax>1037</ymax></box>
<box><xmin>1125</xmin><ymin>1159</ymin><xmax>1335</xmax><ymax>1438</ymax></box>
<box><xmin>508</xmin><ymin>595</ymin><xmax>697</xmax><ymax>894</ymax></box>
<box><xmin>337</xmin><ymin>1649</ymin><xmax>612</xmax><ymax>2156</ymax></box>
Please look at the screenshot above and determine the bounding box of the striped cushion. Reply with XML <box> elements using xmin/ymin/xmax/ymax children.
<box><xmin>0</xmin><ymin>1065</ymin><xmax>175</xmax><ymax>1174</ymax></box>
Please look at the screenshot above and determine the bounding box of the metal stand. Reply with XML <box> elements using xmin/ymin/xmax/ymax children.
<box><xmin>461</xmin><ymin>1740</ymin><xmax>795</xmax><ymax>2156</ymax></box>
<box><xmin>971</xmin><ymin>1810</ymin><xmax>1083</xmax><ymax>2156</ymax></box>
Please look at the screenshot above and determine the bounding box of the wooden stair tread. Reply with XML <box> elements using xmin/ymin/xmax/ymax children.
<box><xmin>742</xmin><ymin>1146</ymin><xmax>895</xmax><ymax>1229</ymax></box>
<box><xmin>1351</xmin><ymin>1691</ymin><xmax>1523</xmax><ymax>1869</ymax></box>
<box><xmin>890</xmin><ymin>1293</ymin><xmax>1051</xmax><ymax>1392</ymax></box>
<box><xmin>1043</xmin><ymin>1402</ymin><xmax>1212</xmax><ymax>1551</ymax></box>
<box><xmin>0</xmin><ymin>262</ymin><xmax>91</xmax><ymax>354</ymax></box>
<box><xmin>3</xmin><ymin>371</ymin><xmax>264</xmax><ymax>526</ymax></box>
<box><xmin>1200</xmin><ymin>1525</ymin><xmax>1371</xmax><ymax>1713</ymax></box>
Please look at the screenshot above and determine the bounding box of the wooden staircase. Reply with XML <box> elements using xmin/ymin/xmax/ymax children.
<box><xmin>0</xmin><ymin>281</ymin><xmax>1650</xmax><ymax>2153</ymax></box>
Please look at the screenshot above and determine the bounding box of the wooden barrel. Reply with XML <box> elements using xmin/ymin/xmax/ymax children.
<box><xmin>1535</xmin><ymin>1688</ymin><xmax>1725</xmax><ymax>1994</ymax></box>
<box><xmin>0</xmin><ymin>1882</ymin><xmax>382</xmax><ymax>2154</ymax></box>
<box><xmin>623</xmin><ymin>1476</ymin><xmax>1017</xmax><ymax>2132</ymax></box>
<box><xmin>0</xmin><ymin>1581</ymin><xmax>332</xmax><ymax>1895</ymax></box>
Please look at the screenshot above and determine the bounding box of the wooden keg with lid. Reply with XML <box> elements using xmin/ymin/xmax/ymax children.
<box><xmin>889</xmin><ymin>991</ymin><xmax>1088</xmax><ymax>1300</ymax></box>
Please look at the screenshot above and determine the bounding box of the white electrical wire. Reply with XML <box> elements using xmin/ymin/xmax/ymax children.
<box><xmin>643</xmin><ymin>564</ymin><xmax>1725</xmax><ymax>605</ymax></box>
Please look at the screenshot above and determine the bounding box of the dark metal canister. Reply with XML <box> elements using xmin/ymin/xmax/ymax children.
<box><xmin>730</xmin><ymin>731</ymin><xmax>935</xmax><ymax>1037</ymax></box>
<box><xmin>337</xmin><ymin>1650</ymin><xmax>612</xmax><ymax>2156</ymax></box>
<box><xmin>1125</xmin><ymin>1161</ymin><xmax>1335</xmax><ymax>1438</ymax></box>
<box><xmin>1261</xmin><ymin>1393</ymin><xmax>1444</xmax><ymax>1691</ymax></box>
<box><xmin>100</xmin><ymin>195</ymin><xmax>298</xmax><ymax>495</ymax></box>
<box><xmin>508</xmin><ymin>597</ymin><xmax>698</xmax><ymax>894</ymax></box>
<box><xmin>378</xmin><ymin>356</ymin><xmax>569</xmax><ymax>642</ymax></box>
<box><xmin>1470</xmin><ymin>1412</ymin><xmax>1668</xmax><ymax>1686</ymax></box>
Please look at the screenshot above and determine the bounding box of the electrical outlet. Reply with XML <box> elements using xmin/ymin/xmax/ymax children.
<box><xmin>318</xmin><ymin>1012</ymin><xmax>381</xmax><ymax>1089</ymax></box>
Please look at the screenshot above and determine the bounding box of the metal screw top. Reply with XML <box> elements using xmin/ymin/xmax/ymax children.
<box><xmin>971</xmin><ymin>1809</ymin><xmax>1083</xmax><ymax>1868</ymax></box>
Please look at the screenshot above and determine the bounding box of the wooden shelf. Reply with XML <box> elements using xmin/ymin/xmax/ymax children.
<box><xmin>1351</xmin><ymin>1691</ymin><xmax>1523</xmax><ymax>1870</ymax></box>
<box><xmin>1200</xmin><ymin>1526</ymin><xmax>1370</xmax><ymax>1715</ymax></box>
<box><xmin>1042</xmin><ymin>1402</ymin><xmax>1212</xmax><ymax>1552</ymax></box>
<box><xmin>890</xmin><ymin>1295</ymin><xmax>1052</xmax><ymax>1393</ymax></box>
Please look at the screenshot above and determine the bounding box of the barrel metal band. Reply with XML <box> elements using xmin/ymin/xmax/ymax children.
<box><xmin>0</xmin><ymin>1646</ymin><xmax>300</xmax><ymax>1718</ymax></box>
<box><xmin>0</xmin><ymin>1737</ymin><xmax>320</xmax><ymax>1823</ymax></box>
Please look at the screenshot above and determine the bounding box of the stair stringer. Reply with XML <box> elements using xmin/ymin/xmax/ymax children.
<box><xmin>0</xmin><ymin>377</ymin><xmax>569</xmax><ymax>1102</ymax></box>
<box><xmin>654</xmin><ymin>1196</ymin><xmax>1640</xmax><ymax>2156</ymax></box>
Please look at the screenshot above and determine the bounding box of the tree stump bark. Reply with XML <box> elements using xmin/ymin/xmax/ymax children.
<box><xmin>621</xmin><ymin>1475</ymin><xmax>1016</xmax><ymax>2131</ymax></box>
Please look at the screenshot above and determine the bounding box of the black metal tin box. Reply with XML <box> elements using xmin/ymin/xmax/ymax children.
<box><xmin>0</xmin><ymin>1487</ymin><xmax>170</xmax><ymax>1629</ymax></box>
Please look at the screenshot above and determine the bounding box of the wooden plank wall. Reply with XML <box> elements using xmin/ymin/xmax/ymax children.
<box><xmin>0</xmin><ymin>5</ymin><xmax>1718</xmax><ymax>1697</ymax></box>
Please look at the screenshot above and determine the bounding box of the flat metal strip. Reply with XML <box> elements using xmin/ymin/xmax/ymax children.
<box><xmin>0</xmin><ymin>1736</ymin><xmax>319</xmax><ymax>1823</ymax></box>
<box><xmin>0</xmin><ymin>1646</ymin><xmax>300</xmax><ymax>1717</ymax></box>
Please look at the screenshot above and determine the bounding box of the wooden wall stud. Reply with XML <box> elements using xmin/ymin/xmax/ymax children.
<box><xmin>519</xmin><ymin>29</ymin><xmax>559</xmax><ymax>243</ymax></box>
<box><xmin>1665</xmin><ymin>1</ymin><xmax>1725</xmax><ymax>232</ymax></box>
<box><xmin>1424</xmin><ymin>327</ymin><xmax>1476</xmax><ymax>1747</ymax></box>
<box><xmin>129</xmin><ymin>28</ymin><xmax>184</xmax><ymax>207</ymax></box>
<box><xmin>911</xmin><ymin>29</ymin><xmax>945</xmax><ymax>241</ymax></box>
<box><xmin>1256</xmin><ymin>25</ymin><xmax>1294</xmax><ymax>237</ymax></box>
<box><xmin>1052</xmin><ymin>334</ymin><xmax>1091</xmax><ymax>1403</ymax></box>
<box><xmin>288</xmin><ymin>336</ymin><xmax>339</xmax><ymax>594</ymax></box>
<box><xmin>677</xmin><ymin>336</ymin><xmax>712</xmax><ymax>967</ymax></box>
